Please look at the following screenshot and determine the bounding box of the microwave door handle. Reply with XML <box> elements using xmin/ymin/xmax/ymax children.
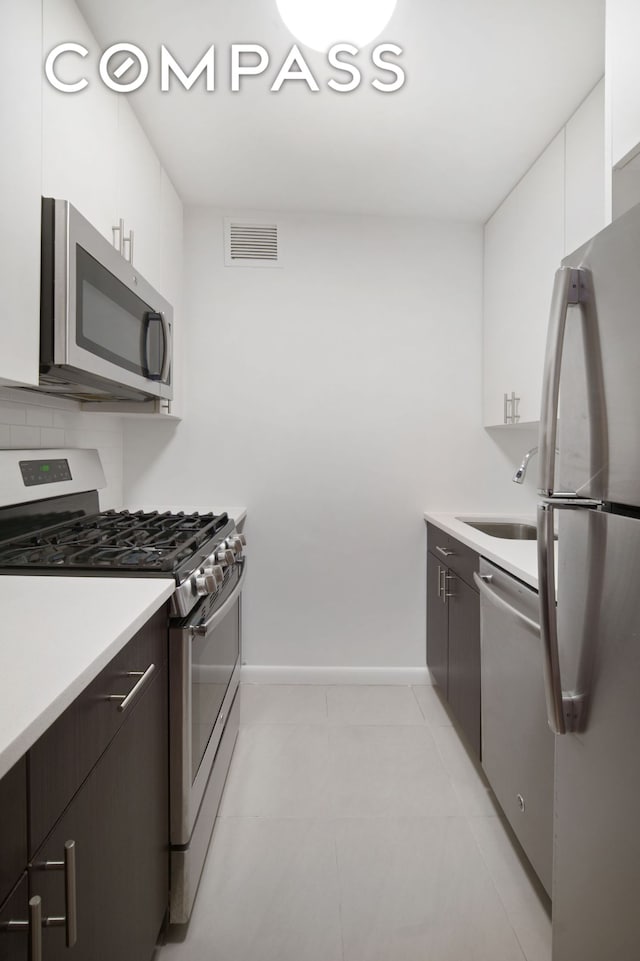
<box><xmin>144</xmin><ymin>312</ymin><xmax>165</xmax><ymax>381</ymax></box>
<box><xmin>160</xmin><ymin>312</ymin><xmax>171</xmax><ymax>384</ymax></box>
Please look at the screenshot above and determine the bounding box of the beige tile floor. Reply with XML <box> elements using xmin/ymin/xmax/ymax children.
<box><xmin>159</xmin><ymin>684</ymin><xmax>551</xmax><ymax>961</ymax></box>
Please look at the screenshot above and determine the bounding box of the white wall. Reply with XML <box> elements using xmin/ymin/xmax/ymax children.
<box><xmin>123</xmin><ymin>209</ymin><xmax>539</xmax><ymax>670</ymax></box>
<box><xmin>0</xmin><ymin>389</ymin><xmax>124</xmax><ymax>508</ymax></box>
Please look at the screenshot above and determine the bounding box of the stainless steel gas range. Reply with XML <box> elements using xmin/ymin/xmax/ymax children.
<box><xmin>0</xmin><ymin>448</ymin><xmax>245</xmax><ymax>924</ymax></box>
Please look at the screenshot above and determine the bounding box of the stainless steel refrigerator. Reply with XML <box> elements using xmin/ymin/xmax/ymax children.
<box><xmin>537</xmin><ymin>202</ymin><xmax>640</xmax><ymax>960</ymax></box>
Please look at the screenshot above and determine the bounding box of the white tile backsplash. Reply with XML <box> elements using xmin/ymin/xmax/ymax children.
<box><xmin>25</xmin><ymin>406</ymin><xmax>54</xmax><ymax>428</ymax></box>
<box><xmin>9</xmin><ymin>425</ymin><xmax>41</xmax><ymax>448</ymax></box>
<box><xmin>0</xmin><ymin>388</ymin><xmax>124</xmax><ymax>509</ymax></box>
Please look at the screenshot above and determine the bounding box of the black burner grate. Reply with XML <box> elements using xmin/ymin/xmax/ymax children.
<box><xmin>0</xmin><ymin>510</ymin><xmax>229</xmax><ymax>572</ymax></box>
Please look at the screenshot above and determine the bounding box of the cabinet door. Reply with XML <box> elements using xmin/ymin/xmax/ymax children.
<box><xmin>426</xmin><ymin>551</ymin><xmax>448</xmax><ymax>693</ymax></box>
<box><xmin>565</xmin><ymin>80</ymin><xmax>606</xmax><ymax>255</ymax></box>
<box><xmin>0</xmin><ymin>875</ymin><xmax>29</xmax><ymax>961</ymax></box>
<box><xmin>0</xmin><ymin>758</ymin><xmax>27</xmax><ymax>907</ymax></box>
<box><xmin>608</xmin><ymin>0</ymin><xmax>640</xmax><ymax>167</ymax></box>
<box><xmin>29</xmin><ymin>668</ymin><xmax>168</xmax><ymax>961</ymax></box>
<box><xmin>483</xmin><ymin>131</ymin><xmax>565</xmax><ymax>426</ymax></box>
<box><xmin>0</xmin><ymin>0</ymin><xmax>41</xmax><ymax>387</ymax></box>
<box><xmin>116</xmin><ymin>101</ymin><xmax>162</xmax><ymax>288</ymax></box>
<box><xmin>447</xmin><ymin>577</ymin><xmax>481</xmax><ymax>759</ymax></box>
<box><xmin>42</xmin><ymin>0</ymin><xmax>119</xmax><ymax>243</ymax></box>
<box><xmin>29</xmin><ymin>606</ymin><xmax>167</xmax><ymax>856</ymax></box>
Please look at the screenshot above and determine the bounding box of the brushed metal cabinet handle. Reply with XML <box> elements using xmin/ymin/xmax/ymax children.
<box><xmin>123</xmin><ymin>228</ymin><xmax>134</xmax><ymax>265</ymax></box>
<box><xmin>63</xmin><ymin>840</ymin><xmax>77</xmax><ymax>946</ymax></box>
<box><xmin>439</xmin><ymin>566</ymin><xmax>447</xmax><ymax>604</ymax></box>
<box><xmin>108</xmin><ymin>663</ymin><xmax>156</xmax><ymax>712</ymax></box>
<box><xmin>33</xmin><ymin>839</ymin><xmax>78</xmax><ymax>948</ymax></box>
<box><xmin>112</xmin><ymin>218</ymin><xmax>125</xmax><ymax>256</ymax></box>
<box><xmin>0</xmin><ymin>895</ymin><xmax>43</xmax><ymax>960</ymax></box>
<box><xmin>435</xmin><ymin>546</ymin><xmax>454</xmax><ymax>557</ymax></box>
<box><xmin>512</xmin><ymin>392</ymin><xmax>521</xmax><ymax>423</ymax></box>
<box><xmin>30</xmin><ymin>896</ymin><xmax>42</xmax><ymax>961</ymax></box>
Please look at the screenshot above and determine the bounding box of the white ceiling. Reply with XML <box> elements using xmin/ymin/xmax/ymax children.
<box><xmin>76</xmin><ymin>0</ymin><xmax>604</xmax><ymax>221</ymax></box>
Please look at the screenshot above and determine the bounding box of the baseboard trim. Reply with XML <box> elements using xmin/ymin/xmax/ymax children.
<box><xmin>240</xmin><ymin>665</ymin><xmax>432</xmax><ymax>685</ymax></box>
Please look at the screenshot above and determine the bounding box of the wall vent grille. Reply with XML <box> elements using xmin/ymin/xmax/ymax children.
<box><xmin>224</xmin><ymin>218</ymin><xmax>281</xmax><ymax>267</ymax></box>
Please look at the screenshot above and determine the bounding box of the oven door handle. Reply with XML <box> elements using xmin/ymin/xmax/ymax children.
<box><xmin>192</xmin><ymin>563</ymin><xmax>246</xmax><ymax>637</ymax></box>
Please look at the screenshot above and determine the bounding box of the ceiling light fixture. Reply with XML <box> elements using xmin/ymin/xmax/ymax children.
<box><xmin>275</xmin><ymin>0</ymin><xmax>399</xmax><ymax>53</ymax></box>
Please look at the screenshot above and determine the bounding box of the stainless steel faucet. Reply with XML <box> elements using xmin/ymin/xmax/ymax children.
<box><xmin>513</xmin><ymin>446</ymin><xmax>558</xmax><ymax>483</ymax></box>
<box><xmin>513</xmin><ymin>447</ymin><xmax>538</xmax><ymax>484</ymax></box>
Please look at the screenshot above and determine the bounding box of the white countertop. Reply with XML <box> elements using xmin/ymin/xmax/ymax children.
<box><xmin>424</xmin><ymin>512</ymin><xmax>546</xmax><ymax>589</ymax></box>
<box><xmin>0</xmin><ymin>576</ymin><xmax>174</xmax><ymax>781</ymax></box>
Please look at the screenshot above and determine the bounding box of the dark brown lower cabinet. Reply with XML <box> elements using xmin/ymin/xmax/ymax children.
<box><xmin>0</xmin><ymin>876</ymin><xmax>29</xmax><ymax>961</ymax></box>
<box><xmin>426</xmin><ymin>550</ymin><xmax>448</xmax><ymax>693</ymax></box>
<box><xmin>426</xmin><ymin>525</ymin><xmax>481</xmax><ymax>759</ymax></box>
<box><xmin>447</xmin><ymin>576</ymin><xmax>481</xmax><ymax>758</ymax></box>
<box><xmin>0</xmin><ymin>758</ymin><xmax>27</xmax><ymax>909</ymax></box>
<box><xmin>28</xmin><ymin>663</ymin><xmax>168</xmax><ymax>961</ymax></box>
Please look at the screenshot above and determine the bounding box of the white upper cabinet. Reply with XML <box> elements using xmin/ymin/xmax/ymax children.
<box><xmin>43</xmin><ymin>0</ymin><xmax>164</xmax><ymax>292</ymax></box>
<box><xmin>607</xmin><ymin>0</ymin><xmax>640</xmax><ymax>167</ymax></box>
<box><xmin>42</xmin><ymin>0</ymin><xmax>119</xmax><ymax>243</ymax></box>
<box><xmin>0</xmin><ymin>0</ymin><xmax>42</xmax><ymax>387</ymax></box>
<box><xmin>41</xmin><ymin>0</ymin><xmax>184</xmax><ymax>417</ymax></box>
<box><xmin>483</xmin><ymin>82</ymin><xmax>606</xmax><ymax>428</ymax></box>
<box><xmin>483</xmin><ymin>132</ymin><xmax>565</xmax><ymax>427</ymax></box>
<box><xmin>116</xmin><ymin>101</ymin><xmax>163</xmax><ymax>289</ymax></box>
<box><xmin>565</xmin><ymin>80</ymin><xmax>606</xmax><ymax>256</ymax></box>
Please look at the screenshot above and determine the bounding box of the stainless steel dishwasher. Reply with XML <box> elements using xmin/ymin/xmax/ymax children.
<box><xmin>474</xmin><ymin>559</ymin><xmax>555</xmax><ymax>896</ymax></box>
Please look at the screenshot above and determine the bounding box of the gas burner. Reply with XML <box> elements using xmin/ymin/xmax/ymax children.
<box><xmin>0</xmin><ymin>509</ymin><xmax>230</xmax><ymax>574</ymax></box>
<box><xmin>0</xmin><ymin>449</ymin><xmax>244</xmax><ymax>622</ymax></box>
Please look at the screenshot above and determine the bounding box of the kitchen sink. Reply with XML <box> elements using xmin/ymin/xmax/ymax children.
<box><xmin>462</xmin><ymin>521</ymin><xmax>538</xmax><ymax>540</ymax></box>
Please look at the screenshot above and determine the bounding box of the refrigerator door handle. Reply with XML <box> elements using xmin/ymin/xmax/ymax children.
<box><xmin>538</xmin><ymin>266</ymin><xmax>586</xmax><ymax>497</ymax></box>
<box><xmin>537</xmin><ymin>502</ymin><xmax>589</xmax><ymax>735</ymax></box>
<box><xmin>537</xmin><ymin>502</ymin><xmax>567</xmax><ymax>734</ymax></box>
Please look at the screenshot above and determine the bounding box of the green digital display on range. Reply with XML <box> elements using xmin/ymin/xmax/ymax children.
<box><xmin>40</xmin><ymin>465</ymin><xmax>50</xmax><ymax>472</ymax></box>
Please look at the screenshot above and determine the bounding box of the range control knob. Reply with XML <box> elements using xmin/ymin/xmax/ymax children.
<box><xmin>203</xmin><ymin>564</ymin><xmax>225</xmax><ymax>587</ymax></box>
<box><xmin>193</xmin><ymin>572</ymin><xmax>219</xmax><ymax>596</ymax></box>
<box><xmin>215</xmin><ymin>548</ymin><xmax>236</xmax><ymax>567</ymax></box>
<box><xmin>227</xmin><ymin>535</ymin><xmax>245</xmax><ymax>556</ymax></box>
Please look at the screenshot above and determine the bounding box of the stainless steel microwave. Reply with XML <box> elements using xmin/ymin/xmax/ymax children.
<box><xmin>40</xmin><ymin>198</ymin><xmax>173</xmax><ymax>403</ymax></box>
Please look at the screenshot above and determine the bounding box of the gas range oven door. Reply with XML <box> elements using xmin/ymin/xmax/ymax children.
<box><xmin>169</xmin><ymin>563</ymin><xmax>245</xmax><ymax>922</ymax></box>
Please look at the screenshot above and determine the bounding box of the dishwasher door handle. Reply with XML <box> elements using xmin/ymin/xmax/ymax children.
<box><xmin>474</xmin><ymin>573</ymin><xmax>540</xmax><ymax>636</ymax></box>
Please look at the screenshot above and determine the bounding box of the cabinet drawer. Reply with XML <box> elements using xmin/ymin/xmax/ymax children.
<box><xmin>28</xmin><ymin>605</ymin><xmax>168</xmax><ymax>855</ymax></box>
<box><xmin>29</xmin><ymin>665</ymin><xmax>168</xmax><ymax>961</ymax></box>
<box><xmin>426</xmin><ymin>524</ymin><xmax>452</xmax><ymax>558</ymax></box>
<box><xmin>0</xmin><ymin>758</ymin><xmax>27</xmax><ymax>907</ymax></box>
<box><xmin>427</xmin><ymin>526</ymin><xmax>479</xmax><ymax>589</ymax></box>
